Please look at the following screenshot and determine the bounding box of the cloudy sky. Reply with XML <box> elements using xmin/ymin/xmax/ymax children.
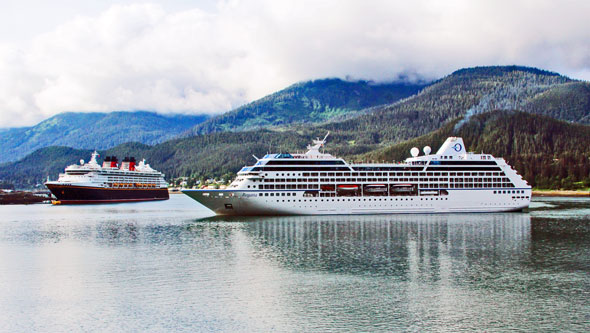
<box><xmin>1</xmin><ymin>0</ymin><xmax>589</xmax><ymax>127</ymax></box>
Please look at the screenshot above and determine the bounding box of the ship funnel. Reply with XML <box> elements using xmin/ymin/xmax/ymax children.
<box><xmin>110</xmin><ymin>156</ymin><xmax>118</xmax><ymax>168</ymax></box>
<box><xmin>436</xmin><ymin>137</ymin><xmax>466</xmax><ymax>156</ymax></box>
<box><xmin>120</xmin><ymin>157</ymin><xmax>130</xmax><ymax>170</ymax></box>
<box><xmin>129</xmin><ymin>157</ymin><xmax>136</xmax><ymax>171</ymax></box>
<box><xmin>102</xmin><ymin>156</ymin><xmax>111</xmax><ymax>168</ymax></box>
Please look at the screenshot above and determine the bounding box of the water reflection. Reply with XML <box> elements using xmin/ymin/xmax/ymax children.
<box><xmin>237</xmin><ymin>214</ymin><xmax>531</xmax><ymax>281</ymax></box>
<box><xmin>2</xmin><ymin>196</ymin><xmax>589</xmax><ymax>331</ymax></box>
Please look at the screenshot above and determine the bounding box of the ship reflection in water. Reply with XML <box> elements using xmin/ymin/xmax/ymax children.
<box><xmin>194</xmin><ymin>210</ymin><xmax>588</xmax><ymax>331</ymax></box>
<box><xmin>201</xmin><ymin>213</ymin><xmax>534</xmax><ymax>291</ymax></box>
<box><xmin>238</xmin><ymin>214</ymin><xmax>532</xmax><ymax>278</ymax></box>
<box><xmin>1</xmin><ymin>196</ymin><xmax>588</xmax><ymax>331</ymax></box>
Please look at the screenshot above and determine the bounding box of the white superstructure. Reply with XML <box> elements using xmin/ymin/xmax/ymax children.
<box><xmin>46</xmin><ymin>151</ymin><xmax>168</xmax><ymax>189</ymax></box>
<box><xmin>183</xmin><ymin>135</ymin><xmax>531</xmax><ymax>215</ymax></box>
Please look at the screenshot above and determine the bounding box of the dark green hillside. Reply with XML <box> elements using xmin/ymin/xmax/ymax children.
<box><xmin>4</xmin><ymin>111</ymin><xmax>590</xmax><ymax>190</ymax></box>
<box><xmin>106</xmin><ymin>131</ymin><xmax>317</xmax><ymax>179</ymax></box>
<box><xmin>189</xmin><ymin>78</ymin><xmax>426</xmax><ymax>135</ymax></box>
<box><xmin>451</xmin><ymin>65</ymin><xmax>562</xmax><ymax>78</ymax></box>
<box><xmin>363</xmin><ymin>111</ymin><xmax>590</xmax><ymax>189</ymax></box>
<box><xmin>0</xmin><ymin>111</ymin><xmax>209</xmax><ymax>163</ymax></box>
<box><xmin>0</xmin><ymin>129</ymin><xmax>359</xmax><ymax>188</ymax></box>
<box><xmin>3</xmin><ymin>66</ymin><xmax>590</xmax><ymax>189</ymax></box>
<box><xmin>522</xmin><ymin>82</ymin><xmax>590</xmax><ymax>124</ymax></box>
<box><xmin>324</xmin><ymin>66</ymin><xmax>575</xmax><ymax>144</ymax></box>
<box><xmin>0</xmin><ymin>146</ymin><xmax>92</xmax><ymax>188</ymax></box>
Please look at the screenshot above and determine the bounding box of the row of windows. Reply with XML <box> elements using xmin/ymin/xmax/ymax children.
<box><xmin>268</xmin><ymin>198</ymin><xmax>450</xmax><ymax>202</ymax></box>
<box><xmin>106</xmin><ymin>178</ymin><xmax>158</xmax><ymax>183</ymax></box>
<box><xmin>262</xmin><ymin>177</ymin><xmax>511</xmax><ymax>183</ymax></box>
<box><xmin>430</xmin><ymin>160</ymin><xmax>497</xmax><ymax>165</ymax></box>
<box><xmin>494</xmin><ymin>190</ymin><xmax>526</xmax><ymax>194</ymax></box>
<box><xmin>352</xmin><ymin>167</ymin><xmax>424</xmax><ymax>171</ymax></box>
<box><xmin>256</xmin><ymin>183</ymin><xmax>516</xmax><ymax>190</ymax></box>
<box><xmin>101</xmin><ymin>172</ymin><xmax>160</xmax><ymax>177</ymax></box>
<box><xmin>276</xmin><ymin>171</ymin><xmax>505</xmax><ymax>177</ymax></box>
<box><xmin>424</xmin><ymin>167</ymin><xmax>501</xmax><ymax>171</ymax></box>
<box><xmin>252</xmin><ymin>166</ymin><xmax>352</xmax><ymax>172</ymax></box>
<box><xmin>265</xmin><ymin>160</ymin><xmax>346</xmax><ymax>165</ymax></box>
<box><xmin>259</xmin><ymin>193</ymin><xmax>450</xmax><ymax>202</ymax></box>
<box><xmin>260</xmin><ymin>159</ymin><xmax>498</xmax><ymax>167</ymax></box>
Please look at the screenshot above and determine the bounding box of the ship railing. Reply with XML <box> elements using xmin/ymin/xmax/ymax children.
<box><xmin>291</xmin><ymin>154</ymin><xmax>335</xmax><ymax>159</ymax></box>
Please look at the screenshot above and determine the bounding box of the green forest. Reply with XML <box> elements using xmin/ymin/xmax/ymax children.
<box><xmin>1</xmin><ymin>66</ymin><xmax>589</xmax><ymax>191</ymax></box>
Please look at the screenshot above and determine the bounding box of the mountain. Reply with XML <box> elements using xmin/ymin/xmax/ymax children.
<box><xmin>323</xmin><ymin>66</ymin><xmax>583</xmax><ymax>145</ymax></box>
<box><xmin>522</xmin><ymin>81</ymin><xmax>590</xmax><ymax>123</ymax></box>
<box><xmin>0</xmin><ymin>146</ymin><xmax>93</xmax><ymax>188</ymax></box>
<box><xmin>3</xmin><ymin>66</ymin><xmax>590</xmax><ymax>189</ymax></box>
<box><xmin>188</xmin><ymin>78</ymin><xmax>427</xmax><ymax>135</ymax></box>
<box><xmin>0</xmin><ymin>111</ymin><xmax>209</xmax><ymax>163</ymax></box>
<box><xmin>0</xmin><ymin>132</ymin><xmax>311</xmax><ymax>188</ymax></box>
<box><xmin>362</xmin><ymin>110</ymin><xmax>590</xmax><ymax>189</ymax></box>
<box><xmin>3</xmin><ymin>111</ymin><xmax>589</xmax><ymax>190</ymax></box>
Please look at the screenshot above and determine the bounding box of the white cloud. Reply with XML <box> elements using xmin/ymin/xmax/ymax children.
<box><xmin>1</xmin><ymin>0</ymin><xmax>590</xmax><ymax>127</ymax></box>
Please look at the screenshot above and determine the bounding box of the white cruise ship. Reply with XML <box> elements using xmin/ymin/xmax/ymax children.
<box><xmin>183</xmin><ymin>135</ymin><xmax>531</xmax><ymax>215</ymax></box>
<box><xmin>45</xmin><ymin>151</ymin><xmax>169</xmax><ymax>204</ymax></box>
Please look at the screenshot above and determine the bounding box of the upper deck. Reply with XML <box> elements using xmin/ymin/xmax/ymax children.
<box><xmin>238</xmin><ymin>136</ymin><xmax>507</xmax><ymax>175</ymax></box>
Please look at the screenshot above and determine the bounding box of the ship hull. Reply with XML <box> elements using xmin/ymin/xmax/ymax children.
<box><xmin>182</xmin><ymin>189</ymin><xmax>531</xmax><ymax>216</ymax></box>
<box><xmin>46</xmin><ymin>184</ymin><xmax>169</xmax><ymax>204</ymax></box>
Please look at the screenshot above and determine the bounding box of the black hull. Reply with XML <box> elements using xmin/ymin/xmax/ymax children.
<box><xmin>46</xmin><ymin>184</ymin><xmax>169</xmax><ymax>204</ymax></box>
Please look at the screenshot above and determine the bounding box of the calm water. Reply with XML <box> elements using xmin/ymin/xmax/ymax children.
<box><xmin>1</xmin><ymin>195</ymin><xmax>589</xmax><ymax>332</ymax></box>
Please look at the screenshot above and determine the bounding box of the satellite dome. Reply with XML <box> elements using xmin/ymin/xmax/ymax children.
<box><xmin>410</xmin><ymin>147</ymin><xmax>419</xmax><ymax>157</ymax></box>
<box><xmin>423</xmin><ymin>146</ymin><xmax>431</xmax><ymax>155</ymax></box>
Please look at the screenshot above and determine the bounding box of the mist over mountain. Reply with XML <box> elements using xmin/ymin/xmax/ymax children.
<box><xmin>188</xmin><ymin>78</ymin><xmax>428</xmax><ymax>135</ymax></box>
<box><xmin>323</xmin><ymin>66</ymin><xmax>582</xmax><ymax>144</ymax></box>
<box><xmin>2</xmin><ymin>65</ymin><xmax>589</xmax><ymax>190</ymax></box>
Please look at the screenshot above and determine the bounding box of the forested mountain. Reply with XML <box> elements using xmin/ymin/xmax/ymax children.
<box><xmin>522</xmin><ymin>81</ymin><xmax>590</xmax><ymax>123</ymax></box>
<box><xmin>3</xmin><ymin>111</ymin><xmax>590</xmax><ymax>190</ymax></box>
<box><xmin>0</xmin><ymin>111</ymin><xmax>209</xmax><ymax>163</ymax></box>
<box><xmin>188</xmin><ymin>78</ymin><xmax>427</xmax><ymax>135</ymax></box>
<box><xmin>322</xmin><ymin>66</ymin><xmax>585</xmax><ymax>144</ymax></box>
<box><xmin>362</xmin><ymin>110</ymin><xmax>590</xmax><ymax>189</ymax></box>
<box><xmin>0</xmin><ymin>132</ymin><xmax>312</xmax><ymax>188</ymax></box>
<box><xmin>0</xmin><ymin>146</ymin><xmax>94</xmax><ymax>188</ymax></box>
<box><xmin>2</xmin><ymin>66</ymin><xmax>590</xmax><ymax>189</ymax></box>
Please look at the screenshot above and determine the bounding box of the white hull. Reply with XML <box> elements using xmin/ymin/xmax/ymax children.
<box><xmin>183</xmin><ymin>188</ymin><xmax>531</xmax><ymax>216</ymax></box>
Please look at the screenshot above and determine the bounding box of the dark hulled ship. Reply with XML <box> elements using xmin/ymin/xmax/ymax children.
<box><xmin>45</xmin><ymin>151</ymin><xmax>169</xmax><ymax>204</ymax></box>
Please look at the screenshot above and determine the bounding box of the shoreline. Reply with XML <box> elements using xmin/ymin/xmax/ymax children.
<box><xmin>532</xmin><ymin>190</ymin><xmax>590</xmax><ymax>197</ymax></box>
